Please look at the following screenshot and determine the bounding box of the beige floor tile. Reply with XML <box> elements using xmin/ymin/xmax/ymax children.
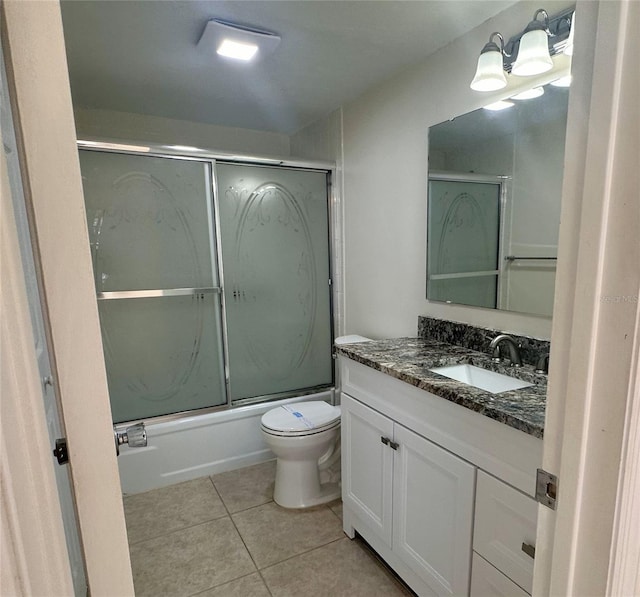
<box><xmin>231</xmin><ymin>501</ymin><xmax>344</xmax><ymax>569</ymax></box>
<box><xmin>195</xmin><ymin>572</ymin><xmax>271</xmax><ymax>597</ymax></box>
<box><xmin>124</xmin><ymin>477</ymin><xmax>227</xmax><ymax>544</ymax></box>
<box><xmin>328</xmin><ymin>499</ymin><xmax>343</xmax><ymax>523</ymax></box>
<box><xmin>211</xmin><ymin>460</ymin><xmax>276</xmax><ymax>514</ymax></box>
<box><xmin>261</xmin><ymin>537</ymin><xmax>412</xmax><ymax>597</ymax></box>
<box><xmin>130</xmin><ymin>517</ymin><xmax>256</xmax><ymax>597</ymax></box>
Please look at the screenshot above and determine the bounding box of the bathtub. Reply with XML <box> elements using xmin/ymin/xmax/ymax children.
<box><xmin>117</xmin><ymin>390</ymin><xmax>334</xmax><ymax>494</ymax></box>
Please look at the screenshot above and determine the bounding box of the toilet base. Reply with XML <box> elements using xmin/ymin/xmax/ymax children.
<box><xmin>272</xmin><ymin>454</ymin><xmax>341</xmax><ymax>509</ymax></box>
<box><xmin>274</xmin><ymin>477</ymin><xmax>341</xmax><ymax>509</ymax></box>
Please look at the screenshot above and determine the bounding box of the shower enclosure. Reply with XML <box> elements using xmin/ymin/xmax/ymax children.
<box><xmin>79</xmin><ymin>144</ymin><xmax>334</xmax><ymax>428</ymax></box>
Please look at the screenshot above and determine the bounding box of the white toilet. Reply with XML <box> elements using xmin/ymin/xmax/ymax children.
<box><xmin>261</xmin><ymin>401</ymin><xmax>342</xmax><ymax>509</ymax></box>
<box><xmin>261</xmin><ymin>335</ymin><xmax>371</xmax><ymax>509</ymax></box>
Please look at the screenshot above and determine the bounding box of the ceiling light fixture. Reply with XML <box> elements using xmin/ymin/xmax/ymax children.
<box><xmin>470</xmin><ymin>7</ymin><xmax>575</xmax><ymax>92</ymax></box>
<box><xmin>198</xmin><ymin>18</ymin><xmax>281</xmax><ymax>63</ymax></box>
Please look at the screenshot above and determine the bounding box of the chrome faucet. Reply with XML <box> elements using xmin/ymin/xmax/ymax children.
<box><xmin>489</xmin><ymin>334</ymin><xmax>522</xmax><ymax>367</ymax></box>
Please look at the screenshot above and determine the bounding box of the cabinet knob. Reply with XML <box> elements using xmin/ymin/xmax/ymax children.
<box><xmin>521</xmin><ymin>542</ymin><xmax>536</xmax><ymax>559</ymax></box>
<box><xmin>381</xmin><ymin>436</ymin><xmax>390</xmax><ymax>446</ymax></box>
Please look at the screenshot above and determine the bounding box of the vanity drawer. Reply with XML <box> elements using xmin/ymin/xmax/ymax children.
<box><xmin>470</xmin><ymin>553</ymin><xmax>530</xmax><ymax>597</ymax></box>
<box><xmin>473</xmin><ymin>471</ymin><xmax>537</xmax><ymax>593</ymax></box>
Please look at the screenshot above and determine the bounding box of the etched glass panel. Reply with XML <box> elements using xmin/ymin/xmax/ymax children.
<box><xmin>79</xmin><ymin>150</ymin><xmax>226</xmax><ymax>422</ymax></box>
<box><xmin>217</xmin><ymin>164</ymin><xmax>332</xmax><ymax>401</ymax></box>
<box><xmin>99</xmin><ymin>294</ymin><xmax>226</xmax><ymax>423</ymax></box>
<box><xmin>427</xmin><ymin>179</ymin><xmax>500</xmax><ymax>308</ymax></box>
<box><xmin>80</xmin><ymin>151</ymin><xmax>216</xmax><ymax>291</ymax></box>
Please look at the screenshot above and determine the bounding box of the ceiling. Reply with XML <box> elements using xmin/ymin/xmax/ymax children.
<box><xmin>60</xmin><ymin>0</ymin><xmax>518</xmax><ymax>135</ymax></box>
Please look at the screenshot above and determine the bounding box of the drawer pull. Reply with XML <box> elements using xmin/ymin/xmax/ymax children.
<box><xmin>381</xmin><ymin>436</ymin><xmax>390</xmax><ymax>446</ymax></box>
<box><xmin>521</xmin><ymin>542</ymin><xmax>536</xmax><ymax>559</ymax></box>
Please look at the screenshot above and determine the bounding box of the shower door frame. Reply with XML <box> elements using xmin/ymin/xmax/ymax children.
<box><xmin>78</xmin><ymin>139</ymin><xmax>337</xmax><ymax>428</ymax></box>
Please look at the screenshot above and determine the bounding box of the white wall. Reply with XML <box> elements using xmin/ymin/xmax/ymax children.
<box><xmin>339</xmin><ymin>0</ymin><xmax>573</xmax><ymax>340</ymax></box>
<box><xmin>75</xmin><ymin>107</ymin><xmax>291</xmax><ymax>157</ymax></box>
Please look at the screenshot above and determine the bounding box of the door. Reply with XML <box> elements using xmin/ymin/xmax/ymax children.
<box><xmin>341</xmin><ymin>394</ymin><xmax>394</xmax><ymax>546</ymax></box>
<box><xmin>79</xmin><ymin>150</ymin><xmax>227</xmax><ymax>422</ymax></box>
<box><xmin>217</xmin><ymin>163</ymin><xmax>333</xmax><ymax>403</ymax></box>
<box><xmin>1</xmin><ymin>40</ymin><xmax>86</xmax><ymax>596</ymax></box>
<box><xmin>2</xmin><ymin>3</ymin><xmax>134</xmax><ymax>594</ymax></box>
<box><xmin>393</xmin><ymin>424</ymin><xmax>475</xmax><ymax>597</ymax></box>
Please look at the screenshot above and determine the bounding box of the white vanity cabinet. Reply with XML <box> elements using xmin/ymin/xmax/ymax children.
<box><xmin>471</xmin><ymin>471</ymin><xmax>538</xmax><ymax>595</ymax></box>
<box><xmin>342</xmin><ymin>394</ymin><xmax>475</xmax><ymax>597</ymax></box>
<box><xmin>339</xmin><ymin>357</ymin><xmax>544</xmax><ymax>597</ymax></box>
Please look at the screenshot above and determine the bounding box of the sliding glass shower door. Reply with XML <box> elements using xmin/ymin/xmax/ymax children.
<box><xmin>80</xmin><ymin>151</ymin><xmax>227</xmax><ymax>422</ymax></box>
<box><xmin>216</xmin><ymin>164</ymin><xmax>333</xmax><ymax>402</ymax></box>
<box><xmin>80</xmin><ymin>150</ymin><xmax>334</xmax><ymax>422</ymax></box>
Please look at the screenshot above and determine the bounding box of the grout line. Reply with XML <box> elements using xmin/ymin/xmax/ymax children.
<box><xmin>257</xmin><ymin>536</ymin><xmax>346</xmax><ymax>572</ymax></box>
<box><xmin>126</xmin><ymin>514</ymin><xmax>231</xmax><ymax>547</ymax></box>
<box><xmin>207</xmin><ymin>475</ymin><xmax>232</xmax><ymax>516</ymax></box>
<box><xmin>186</xmin><ymin>570</ymin><xmax>265</xmax><ymax>597</ymax></box>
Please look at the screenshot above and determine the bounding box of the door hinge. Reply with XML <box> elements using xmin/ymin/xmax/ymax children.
<box><xmin>53</xmin><ymin>438</ymin><xmax>69</xmax><ymax>465</ymax></box>
<box><xmin>536</xmin><ymin>468</ymin><xmax>558</xmax><ymax>510</ymax></box>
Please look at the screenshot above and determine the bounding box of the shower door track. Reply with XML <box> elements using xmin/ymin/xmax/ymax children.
<box><xmin>80</xmin><ymin>139</ymin><xmax>338</xmax><ymax>429</ymax></box>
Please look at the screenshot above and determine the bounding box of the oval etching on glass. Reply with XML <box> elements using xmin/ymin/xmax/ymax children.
<box><xmin>437</xmin><ymin>191</ymin><xmax>492</xmax><ymax>275</ymax></box>
<box><xmin>90</xmin><ymin>171</ymin><xmax>204</xmax><ymax>291</ymax></box>
<box><xmin>96</xmin><ymin>171</ymin><xmax>205</xmax><ymax>404</ymax></box>
<box><xmin>227</xmin><ymin>181</ymin><xmax>317</xmax><ymax>380</ymax></box>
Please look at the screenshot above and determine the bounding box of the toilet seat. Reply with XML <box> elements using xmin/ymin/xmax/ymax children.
<box><xmin>261</xmin><ymin>402</ymin><xmax>341</xmax><ymax>437</ymax></box>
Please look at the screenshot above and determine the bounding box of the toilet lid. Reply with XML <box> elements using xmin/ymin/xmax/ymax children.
<box><xmin>261</xmin><ymin>402</ymin><xmax>341</xmax><ymax>434</ymax></box>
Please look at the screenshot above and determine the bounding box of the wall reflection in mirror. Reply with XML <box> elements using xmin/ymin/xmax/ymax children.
<box><xmin>427</xmin><ymin>82</ymin><xmax>569</xmax><ymax>317</ymax></box>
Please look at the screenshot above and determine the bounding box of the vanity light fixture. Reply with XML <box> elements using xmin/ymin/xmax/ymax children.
<box><xmin>198</xmin><ymin>18</ymin><xmax>281</xmax><ymax>63</ymax></box>
<box><xmin>564</xmin><ymin>11</ymin><xmax>576</xmax><ymax>56</ymax></box>
<box><xmin>511</xmin><ymin>10</ymin><xmax>553</xmax><ymax>76</ymax></box>
<box><xmin>470</xmin><ymin>7</ymin><xmax>575</xmax><ymax>91</ymax></box>
<box><xmin>470</xmin><ymin>32</ymin><xmax>508</xmax><ymax>92</ymax></box>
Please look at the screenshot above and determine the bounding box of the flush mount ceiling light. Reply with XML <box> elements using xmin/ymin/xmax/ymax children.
<box><xmin>470</xmin><ymin>7</ymin><xmax>575</xmax><ymax>91</ymax></box>
<box><xmin>198</xmin><ymin>18</ymin><xmax>281</xmax><ymax>62</ymax></box>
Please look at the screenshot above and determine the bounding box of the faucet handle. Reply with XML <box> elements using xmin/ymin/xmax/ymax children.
<box><xmin>535</xmin><ymin>353</ymin><xmax>550</xmax><ymax>374</ymax></box>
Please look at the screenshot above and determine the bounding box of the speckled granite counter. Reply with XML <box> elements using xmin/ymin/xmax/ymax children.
<box><xmin>336</xmin><ymin>337</ymin><xmax>546</xmax><ymax>439</ymax></box>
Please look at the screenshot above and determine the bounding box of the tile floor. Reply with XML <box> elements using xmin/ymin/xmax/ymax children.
<box><xmin>124</xmin><ymin>460</ymin><xmax>414</xmax><ymax>597</ymax></box>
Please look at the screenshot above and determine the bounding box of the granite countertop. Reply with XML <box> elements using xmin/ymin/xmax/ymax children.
<box><xmin>336</xmin><ymin>337</ymin><xmax>546</xmax><ymax>439</ymax></box>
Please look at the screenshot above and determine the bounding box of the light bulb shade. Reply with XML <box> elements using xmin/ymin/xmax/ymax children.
<box><xmin>512</xmin><ymin>28</ymin><xmax>553</xmax><ymax>76</ymax></box>
<box><xmin>564</xmin><ymin>11</ymin><xmax>575</xmax><ymax>56</ymax></box>
<box><xmin>470</xmin><ymin>49</ymin><xmax>507</xmax><ymax>91</ymax></box>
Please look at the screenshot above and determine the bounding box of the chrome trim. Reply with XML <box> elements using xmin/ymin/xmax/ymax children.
<box><xmin>77</xmin><ymin>138</ymin><xmax>334</xmax><ymax>171</ymax></box>
<box><xmin>97</xmin><ymin>287</ymin><xmax>220</xmax><ymax>300</ymax></box>
<box><xmin>231</xmin><ymin>385</ymin><xmax>335</xmax><ymax>408</ymax></box>
<box><xmin>505</xmin><ymin>255</ymin><xmax>558</xmax><ymax>261</ymax></box>
<box><xmin>112</xmin><ymin>387</ymin><xmax>335</xmax><ymax>431</ymax></box>
<box><xmin>208</xmin><ymin>159</ymin><xmax>233</xmax><ymax>408</ymax></box>
<box><xmin>428</xmin><ymin>270</ymin><xmax>500</xmax><ymax>281</ymax></box>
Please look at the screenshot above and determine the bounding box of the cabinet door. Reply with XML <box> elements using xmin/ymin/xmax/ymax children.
<box><xmin>393</xmin><ymin>424</ymin><xmax>475</xmax><ymax>597</ymax></box>
<box><xmin>473</xmin><ymin>471</ymin><xmax>538</xmax><ymax>593</ymax></box>
<box><xmin>341</xmin><ymin>393</ymin><xmax>394</xmax><ymax>546</ymax></box>
<box><xmin>470</xmin><ymin>553</ymin><xmax>530</xmax><ymax>597</ymax></box>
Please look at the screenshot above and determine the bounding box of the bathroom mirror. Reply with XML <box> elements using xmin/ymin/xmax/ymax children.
<box><xmin>427</xmin><ymin>83</ymin><xmax>569</xmax><ymax>317</ymax></box>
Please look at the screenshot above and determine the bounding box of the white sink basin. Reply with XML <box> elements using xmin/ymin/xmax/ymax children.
<box><xmin>429</xmin><ymin>364</ymin><xmax>533</xmax><ymax>394</ymax></box>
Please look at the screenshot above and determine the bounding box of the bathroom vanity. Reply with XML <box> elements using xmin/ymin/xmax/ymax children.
<box><xmin>337</xmin><ymin>337</ymin><xmax>546</xmax><ymax>597</ymax></box>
